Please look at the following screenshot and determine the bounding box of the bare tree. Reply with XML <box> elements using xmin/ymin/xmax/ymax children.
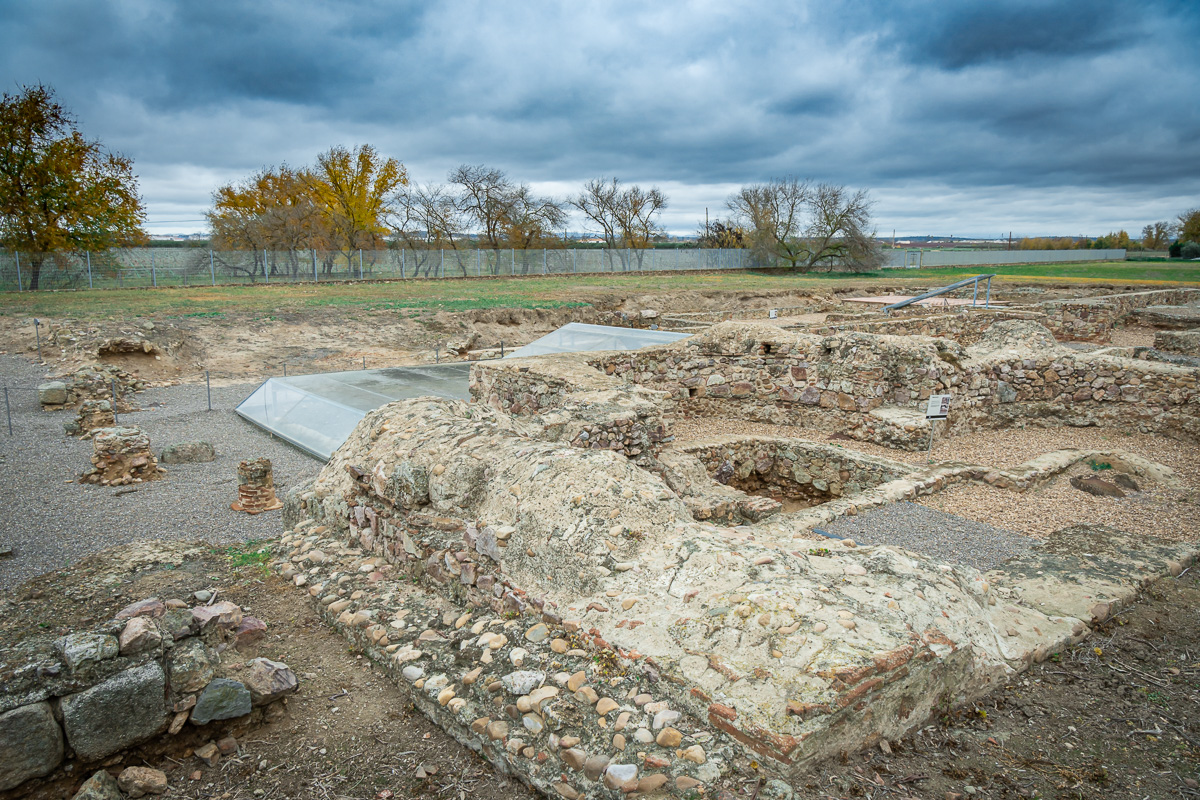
<box><xmin>449</xmin><ymin>164</ymin><xmax>511</xmax><ymax>249</ymax></box>
<box><xmin>499</xmin><ymin>184</ymin><xmax>567</xmax><ymax>249</ymax></box>
<box><xmin>570</xmin><ymin>178</ymin><xmax>667</xmax><ymax>270</ymax></box>
<box><xmin>390</xmin><ymin>183</ymin><xmax>466</xmax><ymax>275</ymax></box>
<box><xmin>727</xmin><ymin>177</ymin><xmax>879</xmax><ymax>271</ymax></box>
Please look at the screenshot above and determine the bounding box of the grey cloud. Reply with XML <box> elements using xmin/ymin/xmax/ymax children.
<box><xmin>0</xmin><ymin>0</ymin><xmax>1197</xmax><ymax>236</ymax></box>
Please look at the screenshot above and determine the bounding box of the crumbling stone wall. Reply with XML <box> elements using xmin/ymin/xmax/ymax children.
<box><xmin>675</xmin><ymin>437</ymin><xmax>909</xmax><ymax>506</ymax></box>
<box><xmin>63</xmin><ymin>399</ymin><xmax>115</xmax><ymax>437</ymax></box>
<box><xmin>1155</xmin><ymin>329</ymin><xmax>1200</xmax><ymax>356</ymax></box>
<box><xmin>0</xmin><ymin>596</ymin><xmax>296</xmax><ymax>793</ymax></box>
<box><xmin>584</xmin><ymin>321</ymin><xmax>1200</xmax><ymax>449</ymax></box>
<box><xmin>37</xmin><ymin>363</ymin><xmax>144</xmax><ymax>410</ymax></box>
<box><xmin>805</xmin><ymin>308</ymin><xmax>1048</xmax><ymax>344</ymax></box>
<box><xmin>1040</xmin><ymin>287</ymin><xmax>1200</xmax><ymax>342</ymax></box>
<box><xmin>279</xmin><ymin>395</ymin><xmax>1198</xmax><ymax>797</ymax></box>
<box><xmin>470</xmin><ymin>356</ymin><xmax>671</xmax><ymax>461</ymax></box>
<box><xmin>80</xmin><ymin>427</ymin><xmax>165</xmax><ymax>486</ymax></box>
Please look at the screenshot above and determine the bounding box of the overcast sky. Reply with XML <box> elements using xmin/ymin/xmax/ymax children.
<box><xmin>3</xmin><ymin>0</ymin><xmax>1198</xmax><ymax>238</ymax></box>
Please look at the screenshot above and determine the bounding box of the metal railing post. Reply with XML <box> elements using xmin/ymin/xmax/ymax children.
<box><xmin>512</xmin><ymin>248</ymin><xmax>515</xmax><ymax>275</ymax></box>
<box><xmin>206</xmin><ymin>371</ymin><xmax>211</xmax><ymax>411</ymax></box>
<box><xmin>15</xmin><ymin>252</ymin><xmax>21</xmax><ymax>292</ymax></box>
<box><xmin>543</xmin><ymin>248</ymin><xmax>547</xmax><ymax>274</ymax></box>
<box><xmin>985</xmin><ymin>277</ymin><xmax>992</xmax><ymax>308</ymax></box>
<box><xmin>358</xmin><ymin>249</ymin><xmax>363</xmax><ymax>280</ymax></box>
<box><xmin>972</xmin><ymin>278</ymin><xmax>978</xmax><ymax>307</ymax></box>
<box><xmin>312</xmin><ymin>249</ymin><xmax>318</xmax><ymax>282</ymax></box>
<box><xmin>401</xmin><ymin>248</ymin><xmax>405</xmax><ymax>279</ymax></box>
<box><xmin>439</xmin><ymin>249</ymin><xmax>444</xmax><ymax>278</ymax></box>
<box><xmin>210</xmin><ymin>250</ymin><xmax>216</xmax><ymax>285</ymax></box>
<box><xmin>264</xmin><ymin>250</ymin><xmax>269</xmax><ymax>284</ymax></box>
<box><xmin>151</xmin><ymin>249</ymin><xmax>157</xmax><ymax>287</ymax></box>
<box><xmin>572</xmin><ymin>249</ymin><xmax>577</xmax><ymax>273</ymax></box>
<box><xmin>86</xmin><ymin>251</ymin><xmax>93</xmax><ymax>289</ymax></box>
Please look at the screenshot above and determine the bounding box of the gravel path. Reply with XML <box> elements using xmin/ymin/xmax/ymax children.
<box><xmin>0</xmin><ymin>356</ymin><xmax>322</xmax><ymax>592</ymax></box>
<box><xmin>820</xmin><ymin>501</ymin><xmax>1036</xmax><ymax>571</ymax></box>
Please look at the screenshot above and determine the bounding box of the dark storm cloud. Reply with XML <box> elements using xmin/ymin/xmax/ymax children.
<box><xmin>0</xmin><ymin>0</ymin><xmax>1197</xmax><ymax>235</ymax></box>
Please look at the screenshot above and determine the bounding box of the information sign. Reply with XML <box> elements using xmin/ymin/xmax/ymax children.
<box><xmin>925</xmin><ymin>394</ymin><xmax>951</xmax><ymax>419</ymax></box>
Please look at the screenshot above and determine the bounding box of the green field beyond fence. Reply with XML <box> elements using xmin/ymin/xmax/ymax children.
<box><xmin>0</xmin><ymin>259</ymin><xmax>1195</xmax><ymax>320</ymax></box>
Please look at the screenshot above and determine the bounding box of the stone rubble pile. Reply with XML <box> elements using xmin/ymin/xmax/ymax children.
<box><xmin>63</xmin><ymin>399</ymin><xmax>116</xmax><ymax>438</ymax></box>
<box><xmin>0</xmin><ymin>595</ymin><xmax>297</xmax><ymax>794</ymax></box>
<box><xmin>37</xmin><ymin>363</ymin><xmax>144</xmax><ymax>410</ymax></box>
<box><xmin>79</xmin><ymin>427</ymin><xmax>166</xmax><ymax>486</ymax></box>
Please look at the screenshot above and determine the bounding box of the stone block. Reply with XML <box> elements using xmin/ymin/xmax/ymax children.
<box><xmin>0</xmin><ymin>702</ymin><xmax>63</xmax><ymax>790</ymax></box>
<box><xmin>38</xmin><ymin>381</ymin><xmax>68</xmax><ymax>406</ymax></box>
<box><xmin>168</xmin><ymin>638</ymin><xmax>219</xmax><ymax>695</ymax></box>
<box><xmin>61</xmin><ymin>663</ymin><xmax>167</xmax><ymax>761</ymax></box>
<box><xmin>160</xmin><ymin>441</ymin><xmax>216</xmax><ymax>464</ymax></box>
<box><xmin>244</xmin><ymin>658</ymin><xmax>298</xmax><ymax>705</ymax></box>
<box><xmin>190</xmin><ymin>679</ymin><xmax>252</xmax><ymax>724</ymax></box>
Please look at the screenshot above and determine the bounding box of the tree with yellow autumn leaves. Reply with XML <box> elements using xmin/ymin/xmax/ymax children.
<box><xmin>0</xmin><ymin>85</ymin><xmax>146</xmax><ymax>289</ymax></box>
<box><xmin>207</xmin><ymin>144</ymin><xmax>407</xmax><ymax>276</ymax></box>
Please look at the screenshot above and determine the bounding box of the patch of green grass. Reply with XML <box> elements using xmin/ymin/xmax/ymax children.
<box><xmin>217</xmin><ymin>540</ymin><xmax>271</xmax><ymax>571</ymax></box>
<box><xmin>1089</xmin><ymin>460</ymin><xmax>1113</xmax><ymax>471</ymax></box>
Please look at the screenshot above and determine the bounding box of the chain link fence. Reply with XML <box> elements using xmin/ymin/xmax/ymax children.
<box><xmin>0</xmin><ymin>248</ymin><xmax>751</xmax><ymax>292</ymax></box>
<box><xmin>0</xmin><ymin>246</ymin><xmax>1130</xmax><ymax>292</ymax></box>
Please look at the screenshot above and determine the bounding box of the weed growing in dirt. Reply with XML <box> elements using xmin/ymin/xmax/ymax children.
<box><xmin>218</xmin><ymin>540</ymin><xmax>271</xmax><ymax>572</ymax></box>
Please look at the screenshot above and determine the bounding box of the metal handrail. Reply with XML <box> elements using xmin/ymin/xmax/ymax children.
<box><xmin>882</xmin><ymin>274</ymin><xmax>995</xmax><ymax>314</ymax></box>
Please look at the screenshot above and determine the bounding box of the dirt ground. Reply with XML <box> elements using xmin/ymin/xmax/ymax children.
<box><xmin>2</xmin><ymin>541</ymin><xmax>1196</xmax><ymax>800</ymax></box>
<box><xmin>0</xmin><ymin>281</ymin><xmax>1114</xmax><ymax>386</ymax></box>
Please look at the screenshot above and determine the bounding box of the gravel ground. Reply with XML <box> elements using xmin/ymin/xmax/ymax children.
<box><xmin>820</xmin><ymin>501</ymin><xmax>1036</xmax><ymax>571</ymax></box>
<box><xmin>0</xmin><ymin>356</ymin><xmax>322</xmax><ymax>592</ymax></box>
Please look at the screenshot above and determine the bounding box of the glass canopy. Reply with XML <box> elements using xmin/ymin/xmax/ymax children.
<box><xmin>235</xmin><ymin>323</ymin><xmax>690</xmax><ymax>460</ymax></box>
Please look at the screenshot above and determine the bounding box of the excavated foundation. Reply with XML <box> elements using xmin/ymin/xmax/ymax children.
<box><xmin>271</xmin><ymin>319</ymin><xmax>1199</xmax><ymax>799</ymax></box>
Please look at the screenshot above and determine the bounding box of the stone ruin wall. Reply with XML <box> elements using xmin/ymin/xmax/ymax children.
<box><xmin>1039</xmin><ymin>287</ymin><xmax>1200</xmax><ymax>343</ymax></box>
<box><xmin>674</xmin><ymin>438</ymin><xmax>910</xmax><ymax>507</ymax></box>
<box><xmin>1156</xmin><ymin>329</ymin><xmax>1200</xmax><ymax>356</ymax></box>
<box><xmin>580</xmin><ymin>321</ymin><xmax>1200</xmax><ymax>449</ymax></box>
<box><xmin>276</xmin><ymin>393</ymin><xmax>1199</xmax><ymax>799</ymax></box>
<box><xmin>0</xmin><ymin>588</ymin><xmax>297</xmax><ymax>793</ymax></box>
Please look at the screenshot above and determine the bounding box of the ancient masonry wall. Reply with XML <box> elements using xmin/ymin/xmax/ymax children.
<box><xmin>1156</xmin><ymin>329</ymin><xmax>1200</xmax><ymax>356</ymax></box>
<box><xmin>0</xmin><ymin>596</ymin><xmax>296</xmax><ymax>793</ymax></box>
<box><xmin>580</xmin><ymin>322</ymin><xmax>1200</xmax><ymax>448</ymax></box>
<box><xmin>469</xmin><ymin>357</ymin><xmax>671</xmax><ymax>460</ymax></box>
<box><xmin>675</xmin><ymin>438</ymin><xmax>910</xmax><ymax>505</ymax></box>
<box><xmin>1039</xmin><ymin>287</ymin><xmax>1200</xmax><ymax>342</ymax></box>
<box><xmin>804</xmin><ymin>309</ymin><xmax>1048</xmax><ymax>344</ymax></box>
<box><xmin>278</xmin><ymin>397</ymin><xmax>1199</xmax><ymax>800</ymax></box>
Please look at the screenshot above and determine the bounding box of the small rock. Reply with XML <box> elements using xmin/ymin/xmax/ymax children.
<box><xmin>195</xmin><ymin>742</ymin><xmax>220</xmax><ymax>766</ymax></box>
<box><xmin>681</xmin><ymin>744</ymin><xmax>706</xmax><ymax>764</ymax></box>
<box><xmin>584</xmin><ymin>754</ymin><xmax>610</xmax><ymax>781</ymax></box>
<box><xmin>119</xmin><ymin>617</ymin><xmax>162</xmax><ymax>656</ymax></box>
<box><xmin>562</xmin><ymin>748</ymin><xmax>587</xmax><ymax>770</ymax></box>
<box><xmin>596</xmin><ymin>697</ymin><xmax>618</xmax><ymax>716</ymax></box>
<box><xmin>160</xmin><ymin>441</ymin><xmax>216</xmax><ymax>464</ymax></box>
<box><xmin>1069</xmin><ymin>475</ymin><xmax>1125</xmax><ymax>498</ymax></box>
<box><xmin>655</xmin><ymin>727</ymin><xmax>682</xmax><ymax>747</ymax></box>
<box><xmin>70</xmin><ymin>769</ymin><xmax>122</xmax><ymax>800</ymax></box>
<box><xmin>234</xmin><ymin>617</ymin><xmax>268</xmax><ymax>650</ymax></box>
<box><xmin>603</xmin><ymin>762</ymin><xmax>636</xmax><ymax>789</ymax></box>
<box><xmin>191</xmin><ymin>601</ymin><xmax>243</xmax><ymax>630</ymax></box>
<box><xmin>524</xmin><ymin>623</ymin><xmax>549</xmax><ymax>643</ymax></box>
<box><xmin>116</xmin><ymin>598</ymin><xmax>165</xmax><ymax>619</ymax></box>
<box><xmin>117</xmin><ymin>766</ymin><xmax>168</xmax><ymax>797</ymax></box>
<box><xmin>191</xmin><ymin>679</ymin><xmax>252</xmax><ymax>724</ymax></box>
